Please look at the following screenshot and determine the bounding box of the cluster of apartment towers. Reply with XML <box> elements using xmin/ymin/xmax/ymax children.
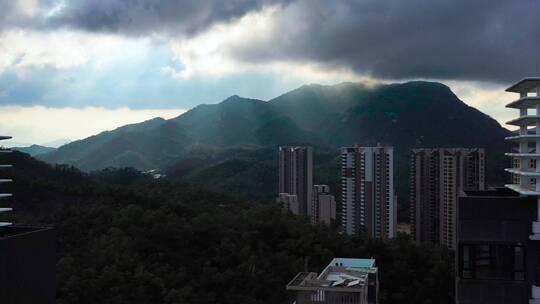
<box><xmin>282</xmin><ymin>78</ymin><xmax>540</xmax><ymax>304</ymax></box>
<box><xmin>277</xmin><ymin>144</ymin><xmax>484</xmax><ymax>249</ymax></box>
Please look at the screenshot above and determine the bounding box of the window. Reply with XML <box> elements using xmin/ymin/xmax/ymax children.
<box><xmin>459</xmin><ymin>244</ymin><xmax>525</xmax><ymax>281</ymax></box>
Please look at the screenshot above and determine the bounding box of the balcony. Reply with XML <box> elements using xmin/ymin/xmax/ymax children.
<box><xmin>506</xmin><ymin>134</ymin><xmax>540</xmax><ymax>141</ymax></box>
<box><xmin>506</xmin><ymin>96</ymin><xmax>540</xmax><ymax>109</ymax></box>
<box><xmin>505</xmin><ymin>184</ymin><xmax>540</xmax><ymax>196</ymax></box>
<box><xmin>507</xmin><ymin>115</ymin><xmax>540</xmax><ymax>127</ymax></box>
<box><xmin>506</xmin><ymin>152</ymin><xmax>540</xmax><ymax>158</ymax></box>
<box><xmin>506</xmin><ymin>168</ymin><xmax>540</xmax><ymax>177</ymax></box>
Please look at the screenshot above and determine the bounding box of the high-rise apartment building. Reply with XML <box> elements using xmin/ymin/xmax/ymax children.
<box><xmin>410</xmin><ymin>148</ymin><xmax>485</xmax><ymax>249</ymax></box>
<box><xmin>341</xmin><ymin>145</ymin><xmax>396</xmax><ymax>240</ymax></box>
<box><xmin>311</xmin><ymin>185</ymin><xmax>336</xmax><ymax>225</ymax></box>
<box><xmin>279</xmin><ymin>146</ymin><xmax>313</xmax><ymax>216</ymax></box>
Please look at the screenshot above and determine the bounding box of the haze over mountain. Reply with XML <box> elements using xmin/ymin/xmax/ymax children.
<box><xmin>38</xmin><ymin>81</ymin><xmax>511</xmax><ymax>209</ymax></box>
<box><xmin>12</xmin><ymin>144</ymin><xmax>56</xmax><ymax>157</ymax></box>
<box><xmin>40</xmin><ymin>81</ymin><xmax>510</xmax><ymax>169</ymax></box>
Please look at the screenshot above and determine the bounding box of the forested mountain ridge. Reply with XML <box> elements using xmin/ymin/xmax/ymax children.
<box><xmin>12</xmin><ymin>144</ymin><xmax>56</xmax><ymax>156</ymax></box>
<box><xmin>40</xmin><ymin>81</ymin><xmax>510</xmax><ymax>172</ymax></box>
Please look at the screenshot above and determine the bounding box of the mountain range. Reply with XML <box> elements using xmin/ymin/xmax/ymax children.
<box><xmin>38</xmin><ymin>81</ymin><xmax>512</xmax><ymax>207</ymax></box>
<box><xmin>13</xmin><ymin>144</ymin><xmax>56</xmax><ymax>156</ymax></box>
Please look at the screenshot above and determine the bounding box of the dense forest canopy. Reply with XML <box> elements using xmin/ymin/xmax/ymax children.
<box><xmin>5</xmin><ymin>152</ymin><xmax>453</xmax><ymax>303</ymax></box>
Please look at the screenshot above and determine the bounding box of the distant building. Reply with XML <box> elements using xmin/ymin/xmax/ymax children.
<box><xmin>312</xmin><ymin>185</ymin><xmax>336</xmax><ymax>225</ymax></box>
<box><xmin>286</xmin><ymin>257</ymin><xmax>379</xmax><ymax>304</ymax></box>
<box><xmin>277</xmin><ymin>193</ymin><xmax>299</xmax><ymax>215</ymax></box>
<box><xmin>279</xmin><ymin>146</ymin><xmax>313</xmax><ymax>216</ymax></box>
<box><xmin>457</xmin><ymin>188</ymin><xmax>539</xmax><ymax>303</ymax></box>
<box><xmin>341</xmin><ymin>145</ymin><xmax>396</xmax><ymax>240</ymax></box>
<box><xmin>410</xmin><ymin>148</ymin><xmax>485</xmax><ymax>249</ymax></box>
<box><xmin>0</xmin><ymin>136</ymin><xmax>56</xmax><ymax>304</ymax></box>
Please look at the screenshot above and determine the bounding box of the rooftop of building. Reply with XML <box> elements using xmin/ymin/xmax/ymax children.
<box><xmin>279</xmin><ymin>146</ymin><xmax>312</xmax><ymax>150</ymax></box>
<box><xmin>506</xmin><ymin>77</ymin><xmax>540</xmax><ymax>93</ymax></box>
<box><xmin>323</xmin><ymin>258</ymin><xmax>376</xmax><ymax>269</ymax></box>
<box><xmin>286</xmin><ymin>258</ymin><xmax>377</xmax><ymax>292</ymax></box>
<box><xmin>342</xmin><ymin>144</ymin><xmax>393</xmax><ymax>151</ymax></box>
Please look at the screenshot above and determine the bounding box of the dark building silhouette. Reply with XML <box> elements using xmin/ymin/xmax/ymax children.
<box><xmin>0</xmin><ymin>226</ymin><xmax>56</xmax><ymax>304</ymax></box>
<box><xmin>278</xmin><ymin>146</ymin><xmax>313</xmax><ymax>216</ymax></box>
<box><xmin>457</xmin><ymin>188</ymin><xmax>540</xmax><ymax>303</ymax></box>
<box><xmin>0</xmin><ymin>136</ymin><xmax>56</xmax><ymax>304</ymax></box>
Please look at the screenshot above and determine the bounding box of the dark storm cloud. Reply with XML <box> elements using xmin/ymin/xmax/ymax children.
<box><xmin>225</xmin><ymin>0</ymin><xmax>540</xmax><ymax>83</ymax></box>
<box><xmin>2</xmin><ymin>0</ymin><xmax>539</xmax><ymax>83</ymax></box>
<box><xmin>46</xmin><ymin>0</ymin><xmax>292</xmax><ymax>35</ymax></box>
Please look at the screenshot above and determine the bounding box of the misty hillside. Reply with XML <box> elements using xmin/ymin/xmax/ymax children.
<box><xmin>38</xmin><ymin>81</ymin><xmax>512</xmax><ymax>208</ymax></box>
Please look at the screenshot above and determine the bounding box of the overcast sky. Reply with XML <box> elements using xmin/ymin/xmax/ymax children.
<box><xmin>1</xmin><ymin>0</ymin><xmax>539</xmax><ymax>146</ymax></box>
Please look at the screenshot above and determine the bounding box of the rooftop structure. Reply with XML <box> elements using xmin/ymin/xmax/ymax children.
<box><xmin>504</xmin><ymin>77</ymin><xmax>540</xmax><ymax>241</ymax></box>
<box><xmin>286</xmin><ymin>258</ymin><xmax>378</xmax><ymax>304</ymax></box>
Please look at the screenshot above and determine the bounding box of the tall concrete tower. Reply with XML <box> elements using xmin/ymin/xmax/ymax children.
<box><xmin>341</xmin><ymin>145</ymin><xmax>396</xmax><ymax>240</ymax></box>
<box><xmin>505</xmin><ymin>77</ymin><xmax>540</xmax><ymax>240</ymax></box>
<box><xmin>410</xmin><ymin>148</ymin><xmax>485</xmax><ymax>249</ymax></box>
<box><xmin>278</xmin><ymin>146</ymin><xmax>313</xmax><ymax>216</ymax></box>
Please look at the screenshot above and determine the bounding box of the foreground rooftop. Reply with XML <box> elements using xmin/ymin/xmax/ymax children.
<box><xmin>286</xmin><ymin>258</ymin><xmax>377</xmax><ymax>292</ymax></box>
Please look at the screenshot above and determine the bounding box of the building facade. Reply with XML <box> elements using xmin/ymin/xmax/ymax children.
<box><xmin>312</xmin><ymin>185</ymin><xmax>336</xmax><ymax>225</ymax></box>
<box><xmin>457</xmin><ymin>188</ymin><xmax>540</xmax><ymax>303</ymax></box>
<box><xmin>286</xmin><ymin>258</ymin><xmax>379</xmax><ymax>304</ymax></box>
<box><xmin>410</xmin><ymin>148</ymin><xmax>485</xmax><ymax>249</ymax></box>
<box><xmin>341</xmin><ymin>145</ymin><xmax>396</xmax><ymax>240</ymax></box>
<box><xmin>456</xmin><ymin>78</ymin><xmax>540</xmax><ymax>303</ymax></box>
<box><xmin>277</xmin><ymin>193</ymin><xmax>299</xmax><ymax>215</ymax></box>
<box><xmin>279</xmin><ymin>146</ymin><xmax>313</xmax><ymax>216</ymax></box>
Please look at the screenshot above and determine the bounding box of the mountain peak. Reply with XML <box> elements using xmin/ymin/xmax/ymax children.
<box><xmin>222</xmin><ymin>94</ymin><xmax>244</xmax><ymax>102</ymax></box>
<box><xmin>219</xmin><ymin>95</ymin><xmax>266</xmax><ymax>107</ymax></box>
